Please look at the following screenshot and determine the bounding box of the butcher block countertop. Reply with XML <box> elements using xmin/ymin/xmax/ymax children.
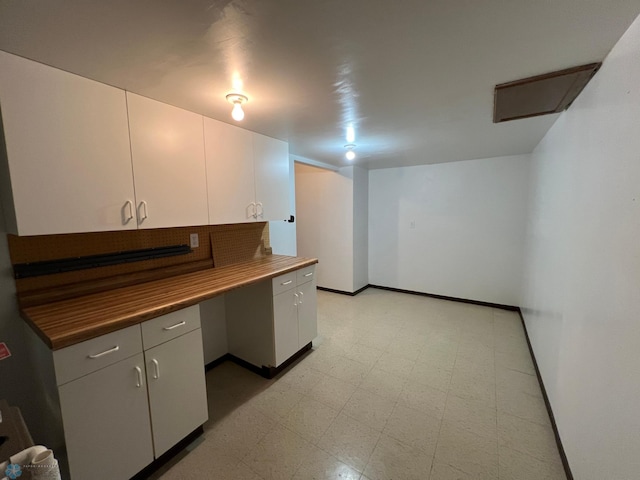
<box><xmin>21</xmin><ymin>255</ymin><xmax>318</xmax><ymax>351</ymax></box>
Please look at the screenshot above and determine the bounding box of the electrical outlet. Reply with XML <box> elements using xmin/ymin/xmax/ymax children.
<box><xmin>189</xmin><ymin>233</ymin><xmax>199</xmax><ymax>248</ymax></box>
<box><xmin>410</xmin><ymin>220</ymin><xmax>416</xmax><ymax>229</ymax></box>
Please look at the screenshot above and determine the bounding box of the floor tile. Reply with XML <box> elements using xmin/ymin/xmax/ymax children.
<box><xmin>409</xmin><ymin>361</ymin><xmax>453</xmax><ymax>392</ymax></box>
<box><xmin>358</xmin><ymin>331</ymin><xmax>395</xmax><ymax>350</ymax></box>
<box><xmin>495</xmin><ymin>350</ymin><xmax>536</xmax><ymax>375</ymax></box>
<box><xmin>498</xmin><ymin>412</ymin><xmax>560</xmax><ymax>464</ymax></box>
<box><xmin>363</xmin><ymin>434</ymin><xmax>433</xmax><ymax>480</ymax></box>
<box><xmin>205</xmin><ymin>404</ymin><xmax>277</xmax><ymax>460</ymax></box>
<box><xmin>279</xmin><ymin>363</ymin><xmax>329</xmax><ymax>395</ymax></box>
<box><xmin>309</xmin><ymin>373</ymin><xmax>358</xmax><ymax>410</ymax></box>
<box><xmin>243</xmin><ymin>424</ymin><xmax>315</xmax><ymax>480</ymax></box>
<box><xmin>449</xmin><ymin>369</ymin><xmax>497</xmax><ymax>407</ymax></box>
<box><xmin>496</xmin><ymin>367</ymin><xmax>542</xmax><ymax>398</ymax></box>
<box><xmin>292</xmin><ymin>445</ymin><xmax>362</xmax><ymax>480</ymax></box>
<box><xmin>429</xmin><ymin>463</ymin><xmax>474</xmax><ymax>480</ymax></box>
<box><xmin>342</xmin><ymin>388</ymin><xmax>396</xmax><ymax>431</ymax></box>
<box><xmin>434</xmin><ymin>421</ymin><xmax>498</xmax><ymax>480</ymax></box>
<box><xmin>359</xmin><ymin>367</ymin><xmax>408</xmax><ymax>401</ymax></box>
<box><xmin>498</xmin><ymin>445</ymin><xmax>566</xmax><ymax>480</ymax></box>
<box><xmin>383</xmin><ymin>403</ymin><xmax>441</xmax><ymax>454</ymax></box>
<box><xmin>374</xmin><ymin>352</ymin><xmax>416</xmax><ymax>378</ymax></box>
<box><xmin>318</xmin><ymin>413</ymin><xmax>381</xmax><ymax>472</ymax></box>
<box><xmin>416</xmin><ymin>345</ymin><xmax>457</xmax><ymax>371</ymax></box>
<box><xmin>342</xmin><ymin>343</ymin><xmax>386</xmax><ymax>367</ymax></box>
<box><xmin>326</xmin><ymin>356</ymin><xmax>371</xmax><ymax>385</ymax></box>
<box><xmin>281</xmin><ymin>395</ymin><xmax>340</xmax><ymax>443</ymax></box>
<box><xmin>159</xmin><ymin>289</ymin><xmax>559</xmax><ymax>480</ymax></box>
<box><xmin>442</xmin><ymin>394</ymin><xmax>497</xmax><ymax>440</ymax></box>
<box><xmin>496</xmin><ymin>388</ymin><xmax>551</xmax><ymax>426</ymax></box>
<box><xmin>384</xmin><ymin>338</ymin><xmax>422</xmax><ymax>361</ymax></box>
<box><xmin>247</xmin><ymin>380</ymin><xmax>304</xmax><ymax>421</ymax></box>
<box><xmin>399</xmin><ymin>380</ymin><xmax>448</xmax><ymax>419</ymax></box>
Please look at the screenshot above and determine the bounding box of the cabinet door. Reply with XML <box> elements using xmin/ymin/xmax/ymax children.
<box><xmin>145</xmin><ymin>329</ymin><xmax>208</xmax><ymax>457</ymax></box>
<box><xmin>252</xmin><ymin>133</ymin><xmax>290</xmax><ymax>222</ymax></box>
<box><xmin>204</xmin><ymin>118</ymin><xmax>256</xmax><ymax>224</ymax></box>
<box><xmin>58</xmin><ymin>353</ymin><xmax>153</xmax><ymax>480</ymax></box>
<box><xmin>0</xmin><ymin>51</ymin><xmax>137</xmax><ymax>235</ymax></box>
<box><xmin>126</xmin><ymin>93</ymin><xmax>209</xmax><ymax>229</ymax></box>
<box><xmin>273</xmin><ymin>289</ymin><xmax>300</xmax><ymax>367</ymax></box>
<box><xmin>298</xmin><ymin>279</ymin><xmax>318</xmax><ymax>348</ymax></box>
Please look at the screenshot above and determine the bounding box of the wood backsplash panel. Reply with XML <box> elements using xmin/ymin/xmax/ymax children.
<box><xmin>8</xmin><ymin>222</ymin><xmax>270</xmax><ymax>303</ymax></box>
<box><xmin>210</xmin><ymin>222</ymin><xmax>270</xmax><ymax>267</ymax></box>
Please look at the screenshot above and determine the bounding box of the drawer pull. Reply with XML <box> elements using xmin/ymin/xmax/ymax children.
<box><xmin>304</xmin><ymin>272</ymin><xmax>313</xmax><ymax>277</ymax></box>
<box><xmin>281</xmin><ymin>280</ymin><xmax>293</xmax><ymax>286</ymax></box>
<box><xmin>88</xmin><ymin>345</ymin><xmax>119</xmax><ymax>359</ymax></box>
<box><xmin>135</xmin><ymin>366</ymin><xmax>143</xmax><ymax>388</ymax></box>
<box><xmin>163</xmin><ymin>320</ymin><xmax>186</xmax><ymax>331</ymax></box>
<box><xmin>151</xmin><ymin>359</ymin><xmax>160</xmax><ymax>379</ymax></box>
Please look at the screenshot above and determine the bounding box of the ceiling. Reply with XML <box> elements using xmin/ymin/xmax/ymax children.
<box><xmin>1</xmin><ymin>1</ymin><xmax>639</xmax><ymax>169</ymax></box>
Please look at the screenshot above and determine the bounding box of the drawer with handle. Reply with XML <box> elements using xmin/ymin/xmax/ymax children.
<box><xmin>141</xmin><ymin>305</ymin><xmax>201</xmax><ymax>350</ymax></box>
<box><xmin>296</xmin><ymin>265</ymin><xmax>316</xmax><ymax>284</ymax></box>
<box><xmin>272</xmin><ymin>271</ymin><xmax>297</xmax><ymax>296</ymax></box>
<box><xmin>53</xmin><ymin>324</ymin><xmax>142</xmax><ymax>386</ymax></box>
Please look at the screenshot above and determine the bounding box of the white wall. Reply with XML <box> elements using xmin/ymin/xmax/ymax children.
<box><xmin>369</xmin><ymin>155</ymin><xmax>529</xmax><ymax>306</ymax></box>
<box><xmin>295</xmin><ymin>163</ymin><xmax>354</xmax><ymax>292</ymax></box>
<box><xmin>353</xmin><ymin>166</ymin><xmax>369</xmax><ymax>291</ymax></box>
<box><xmin>521</xmin><ymin>15</ymin><xmax>640</xmax><ymax>480</ymax></box>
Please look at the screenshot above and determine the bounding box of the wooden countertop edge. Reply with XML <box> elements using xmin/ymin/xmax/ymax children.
<box><xmin>21</xmin><ymin>256</ymin><xmax>318</xmax><ymax>351</ymax></box>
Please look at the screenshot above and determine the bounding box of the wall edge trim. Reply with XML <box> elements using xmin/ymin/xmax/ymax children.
<box><xmin>368</xmin><ymin>285</ymin><xmax>518</xmax><ymax>311</ymax></box>
<box><xmin>317</xmin><ymin>285</ymin><xmax>370</xmax><ymax>296</ymax></box>
<box><xmin>518</xmin><ymin>308</ymin><xmax>574</xmax><ymax>480</ymax></box>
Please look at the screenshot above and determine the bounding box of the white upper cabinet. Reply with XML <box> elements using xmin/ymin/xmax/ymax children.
<box><xmin>126</xmin><ymin>93</ymin><xmax>209</xmax><ymax>229</ymax></box>
<box><xmin>0</xmin><ymin>51</ymin><xmax>137</xmax><ymax>236</ymax></box>
<box><xmin>204</xmin><ymin>118</ymin><xmax>290</xmax><ymax>225</ymax></box>
<box><xmin>253</xmin><ymin>133</ymin><xmax>290</xmax><ymax>222</ymax></box>
<box><xmin>203</xmin><ymin>117</ymin><xmax>256</xmax><ymax>224</ymax></box>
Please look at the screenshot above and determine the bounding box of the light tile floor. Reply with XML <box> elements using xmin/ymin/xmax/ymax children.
<box><xmin>154</xmin><ymin>288</ymin><xmax>566</xmax><ymax>480</ymax></box>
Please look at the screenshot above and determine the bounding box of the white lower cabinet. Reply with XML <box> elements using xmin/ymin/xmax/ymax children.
<box><xmin>58</xmin><ymin>353</ymin><xmax>153</xmax><ymax>480</ymax></box>
<box><xmin>226</xmin><ymin>265</ymin><xmax>317</xmax><ymax>370</ymax></box>
<box><xmin>297</xmin><ymin>277</ymin><xmax>318</xmax><ymax>348</ymax></box>
<box><xmin>53</xmin><ymin>306</ymin><xmax>208</xmax><ymax>479</ymax></box>
<box><xmin>144</xmin><ymin>328</ymin><xmax>208</xmax><ymax>457</ymax></box>
<box><xmin>273</xmin><ymin>288</ymin><xmax>300</xmax><ymax>367</ymax></box>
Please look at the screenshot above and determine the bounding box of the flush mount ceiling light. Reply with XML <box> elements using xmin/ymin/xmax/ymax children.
<box><xmin>226</xmin><ymin>93</ymin><xmax>248</xmax><ymax>121</ymax></box>
<box><xmin>344</xmin><ymin>144</ymin><xmax>356</xmax><ymax>161</ymax></box>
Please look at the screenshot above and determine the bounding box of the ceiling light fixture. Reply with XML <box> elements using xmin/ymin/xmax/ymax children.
<box><xmin>226</xmin><ymin>93</ymin><xmax>248</xmax><ymax>121</ymax></box>
<box><xmin>344</xmin><ymin>144</ymin><xmax>356</xmax><ymax>161</ymax></box>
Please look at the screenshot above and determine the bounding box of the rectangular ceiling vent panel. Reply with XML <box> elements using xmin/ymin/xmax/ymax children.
<box><xmin>493</xmin><ymin>63</ymin><xmax>601</xmax><ymax>123</ymax></box>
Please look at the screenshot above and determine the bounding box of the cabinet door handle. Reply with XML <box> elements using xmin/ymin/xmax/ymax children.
<box><xmin>247</xmin><ymin>202</ymin><xmax>257</xmax><ymax>219</ymax></box>
<box><xmin>151</xmin><ymin>359</ymin><xmax>160</xmax><ymax>379</ymax></box>
<box><xmin>294</xmin><ymin>293</ymin><xmax>298</xmax><ymax>306</ymax></box>
<box><xmin>256</xmin><ymin>202</ymin><xmax>264</xmax><ymax>218</ymax></box>
<box><xmin>163</xmin><ymin>320</ymin><xmax>186</xmax><ymax>331</ymax></box>
<box><xmin>281</xmin><ymin>280</ymin><xmax>293</xmax><ymax>286</ymax></box>
<box><xmin>138</xmin><ymin>201</ymin><xmax>148</xmax><ymax>224</ymax></box>
<box><xmin>134</xmin><ymin>366</ymin><xmax>143</xmax><ymax>388</ymax></box>
<box><xmin>88</xmin><ymin>345</ymin><xmax>119</xmax><ymax>359</ymax></box>
<box><xmin>123</xmin><ymin>200</ymin><xmax>134</xmax><ymax>224</ymax></box>
<box><xmin>299</xmin><ymin>291</ymin><xmax>304</xmax><ymax>304</ymax></box>
<box><xmin>304</xmin><ymin>272</ymin><xmax>313</xmax><ymax>277</ymax></box>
